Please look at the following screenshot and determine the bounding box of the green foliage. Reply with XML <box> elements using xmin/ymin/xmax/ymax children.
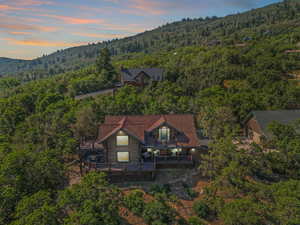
<box><xmin>11</xmin><ymin>191</ymin><xmax>60</xmax><ymax>225</ymax></box>
<box><xmin>2</xmin><ymin>0</ymin><xmax>300</xmax><ymax>78</ymax></box>
<box><xmin>267</xmin><ymin>121</ymin><xmax>300</xmax><ymax>178</ymax></box>
<box><xmin>0</xmin><ymin>2</ymin><xmax>300</xmax><ymax>224</ymax></box>
<box><xmin>185</xmin><ymin>188</ymin><xmax>198</xmax><ymax>199</ymax></box>
<box><xmin>193</xmin><ymin>200</ymin><xmax>210</xmax><ymax>219</ymax></box>
<box><xmin>267</xmin><ymin>180</ymin><xmax>300</xmax><ymax>225</ymax></box>
<box><xmin>0</xmin><ymin>77</ymin><xmax>20</xmax><ymax>91</ymax></box>
<box><xmin>123</xmin><ymin>190</ymin><xmax>145</xmax><ymax>216</ymax></box>
<box><xmin>0</xmin><ymin>149</ymin><xmax>65</xmax><ymax>224</ymax></box>
<box><xmin>220</xmin><ymin>198</ymin><xmax>268</xmax><ymax>225</ymax></box>
<box><xmin>58</xmin><ymin>172</ymin><xmax>122</xmax><ymax>225</ymax></box>
<box><xmin>96</xmin><ymin>48</ymin><xmax>117</xmax><ymax>83</ymax></box>
<box><xmin>72</xmin><ymin>105</ymin><xmax>98</xmax><ymax>141</ymax></box>
<box><xmin>149</xmin><ymin>184</ymin><xmax>171</xmax><ymax>195</ymax></box>
<box><xmin>188</xmin><ymin>216</ymin><xmax>206</xmax><ymax>225</ymax></box>
<box><xmin>142</xmin><ymin>200</ymin><xmax>176</xmax><ymax>225</ymax></box>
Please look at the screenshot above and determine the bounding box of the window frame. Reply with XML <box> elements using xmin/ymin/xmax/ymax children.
<box><xmin>159</xmin><ymin>126</ymin><xmax>170</xmax><ymax>142</ymax></box>
<box><xmin>116</xmin><ymin>131</ymin><xmax>129</xmax><ymax>146</ymax></box>
<box><xmin>117</xmin><ymin>152</ymin><xmax>130</xmax><ymax>162</ymax></box>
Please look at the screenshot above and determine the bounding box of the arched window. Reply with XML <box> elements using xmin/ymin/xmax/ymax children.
<box><xmin>159</xmin><ymin>126</ymin><xmax>170</xmax><ymax>142</ymax></box>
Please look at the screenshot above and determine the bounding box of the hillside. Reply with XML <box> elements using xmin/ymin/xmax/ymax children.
<box><xmin>0</xmin><ymin>57</ymin><xmax>26</xmax><ymax>74</ymax></box>
<box><xmin>1</xmin><ymin>1</ymin><xmax>300</xmax><ymax>224</ymax></box>
<box><xmin>1</xmin><ymin>0</ymin><xmax>300</xmax><ymax>78</ymax></box>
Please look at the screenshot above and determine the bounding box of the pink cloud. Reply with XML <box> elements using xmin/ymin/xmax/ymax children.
<box><xmin>39</xmin><ymin>14</ymin><xmax>105</xmax><ymax>25</ymax></box>
<box><xmin>8</xmin><ymin>31</ymin><xmax>33</xmax><ymax>35</ymax></box>
<box><xmin>124</xmin><ymin>0</ymin><xmax>168</xmax><ymax>15</ymax></box>
<box><xmin>1</xmin><ymin>37</ymin><xmax>83</xmax><ymax>47</ymax></box>
<box><xmin>0</xmin><ymin>4</ymin><xmax>24</xmax><ymax>11</ymax></box>
<box><xmin>0</xmin><ymin>18</ymin><xmax>59</xmax><ymax>32</ymax></box>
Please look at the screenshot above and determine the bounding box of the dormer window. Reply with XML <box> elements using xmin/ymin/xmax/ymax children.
<box><xmin>116</xmin><ymin>131</ymin><xmax>129</xmax><ymax>146</ymax></box>
<box><xmin>159</xmin><ymin>126</ymin><xmax>170</xmax><ymax>142</ymax></box>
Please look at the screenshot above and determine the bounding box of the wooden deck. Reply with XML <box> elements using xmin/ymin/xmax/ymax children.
<box><xmin>154</xmin><ymin>155</ymin><xmax>194</xmax><ymax>165</ymax></box>
<box><xmin>85</xmin><ymin>162</ymin><xmax>156</xmax><ymax>172</ymax></box>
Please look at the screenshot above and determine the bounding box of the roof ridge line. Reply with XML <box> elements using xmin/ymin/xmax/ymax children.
<box><xmin>120</xmin><ymin>116</ymin><xmax>127</xmax><ymax>129</ymax></box>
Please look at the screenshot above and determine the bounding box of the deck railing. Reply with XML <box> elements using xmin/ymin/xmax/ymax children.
<box><xmin>154</xmin><ymin>155</ymin><xmax>193</xmax><ymax>164</ymax></box>
<box><xmin>156</xmin><ymin>155</ymin><xmax>192</xmax><ymax>161</ymax></box>
<box><xmin>85</xmin><ymin>162</ymin><xmax>156</xmax><ymax>172</ymax></box>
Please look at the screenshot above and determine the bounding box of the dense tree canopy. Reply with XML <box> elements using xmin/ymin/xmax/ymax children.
<box><xmin>0</xmin><ymin>1</ymin><xmax>300</xmax><ymax>224</ymax></box>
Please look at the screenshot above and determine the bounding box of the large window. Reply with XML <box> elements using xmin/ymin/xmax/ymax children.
<box><xmin>159</xmin><ymin>126</ymin><xmax>170</xmax><ymax>142</ymax></box>
<box><xmin>117</xmin><ymin>152</ymin><xmax>129</xmax><ymax>162</ymax></box>
<box><xmin>116</xmin><ymin>131</ymin><xmax>129</xmax><ymax>146</ymax></box>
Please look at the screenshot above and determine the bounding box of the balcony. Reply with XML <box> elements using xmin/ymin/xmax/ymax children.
<box><xmin>155</xmin><ymin>155</ymin><xmax>194</xmax><ymax>165</ymax></box>
<box><xmin>85</xmin><ymin>162</ymin><xmax>156</xmax><ymax>172</ymax></box>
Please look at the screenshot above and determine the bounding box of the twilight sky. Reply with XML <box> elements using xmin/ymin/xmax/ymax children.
<box><xmin>0</xmin><ymin>0</ymin><xmax>281</xmax><ymax>59</ymax></box>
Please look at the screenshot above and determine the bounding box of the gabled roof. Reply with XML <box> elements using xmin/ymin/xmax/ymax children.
<box><xmin>246</xmin><ymin>110</ymin><xmax>300</xmax><ymax>137</ymax></box>
<box><xmin>121</xmin><ymin>68</ymin><xmax>164</xmax><ymax>82</ymax></box>
<box><xmin>97</xmin><ymin>114</ymin><xmax>200</xmax><ymax>147</ymax></box>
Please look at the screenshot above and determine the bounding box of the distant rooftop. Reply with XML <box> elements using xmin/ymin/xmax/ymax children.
<box><xmin>250</xmin><ymin>110</ymin><xmax>300</xmax><ymax>137</ymax></box>
<box><xmin>121</xmin><ymin>68</ymin><xmax>164</xmax><ymax>82</ymax></box>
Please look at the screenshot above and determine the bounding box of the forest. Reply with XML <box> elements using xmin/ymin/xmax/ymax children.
<box><xmin>0</xmin><ymin>0</ymin><xmax>300</xmax><ymax>224</ymax></box>
<box><xmin>1</xmin><ymin>0</ymin><xmax>300</xmax><ymax>77</ymax></box>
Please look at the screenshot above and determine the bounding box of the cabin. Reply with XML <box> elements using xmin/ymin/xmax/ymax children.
<box><xmin>80</xmin><ymin>114</ymin><xmax>201</xmax><ymax>178</ymax></box>
<box><xmin>120</xmin><ymin>68</ymin><xmax>164</xmax><ymax>86</ymax></box>
<box><xmin>244</xmin><ymin>110</ymin><xmax>300</xmax><ymax>144</ymax></box>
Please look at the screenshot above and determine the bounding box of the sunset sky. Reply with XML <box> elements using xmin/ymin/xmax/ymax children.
<box><xmin>0</xmin><ymin>0</ymin><xmax>281</xmax><ymax>59</ymax></box>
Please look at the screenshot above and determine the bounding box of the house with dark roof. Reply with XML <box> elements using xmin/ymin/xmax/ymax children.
<box><xmin>80</xmin><ymin>114</ymin><xmax>201</xmax><ymax>175</ymax></box>
<box><xmin>120</xmin><ymin>68</ymin><xmax>164</xmax><ymax>86</ymax></box>
<box><xmin>244</xmin><ymin>110</ymin><xmax>300</xmax><ymax>144</ymax></box>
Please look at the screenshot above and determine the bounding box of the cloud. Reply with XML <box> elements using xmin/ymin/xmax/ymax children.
<box><xmin>0</xmin><ymin>4</ymin><xmax>24</xmax><ymax>11</ymax></box>
<box><xmin>2</xmin><ymin>0</ymin><xmax>53</xmax><ymax>7</ymax></box>
<box><xmin>123</xmin><ymin>0</ymin><xmax>167</xmax><ymax>15</ymax></box>
<box><xmin>39</xmin><ymin>13</ymin><xmax>147</xmax><ymax>33</ymax></box>
<box><xmin>39</xmin><ymin>14</ymin><xmax>105</xmax><ymax>25</ymax></box>
<box><xmin>72</xmin><ymin>32</ymin><xmax>126</xmax><ymax>39</ymax></box>
<box><xmin>1</xmin><ymin>37</ymin><xmax>81</xmax><ymax>47</ymax></box>
<box><xmin>0</xmin><ymin>21</ymin><xmax>58</xmax><ymax>32</ymax></box>
<box><xmin>7</xmin><ymin>31</ymin><xmax>32</xmax><ymax>35</ymax></box>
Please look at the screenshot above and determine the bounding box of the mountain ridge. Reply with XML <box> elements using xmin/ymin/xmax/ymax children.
<box><xmin>0</xmin><ymin>0</ymin><xmax>299</xmax><ymax>77</ymax></box>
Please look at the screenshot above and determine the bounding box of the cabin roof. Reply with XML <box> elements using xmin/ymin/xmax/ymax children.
<box><xmin>97</xmin><ymin>114</ymin><xmax>200</xmax><ymax>147</ymax></box>
<box><xmin>246</xmin><ymin>110</ymin><xmax>300</xmax><ymax>137</ymax></box>
<box><xmin>121</xmin><ymin>68</ymin><xmax>163</xmax><ymax>82</ymax></box>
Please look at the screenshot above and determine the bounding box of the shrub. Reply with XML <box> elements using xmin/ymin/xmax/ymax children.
<box><xmin>123</xmin><ymin>190</ymin><xmax>145</xmax><ymax>216</ymax></box>
<box><xmin>149</xmin><ymin>184</ymin><xmax>171</xmax><ymax>195</ymax></box>
<box><xmin>188</xmin><ymin>216</ymin><xmax>206</xmax><ymax>225</ymax></box>
<box><xmin>186</xmin><ymin>188</ymin><xmax>198</xmax><ymax>199</ymax></box>
<box><xmin>193</xmin><ymin>200</ymin><xmax>210</xmax><ymax>219</ymax></box>
<box><xmin>143</xmin><ymin>200</ymin><xmax>175</xmax><ymax>225</ymax></box>
<box><xmin>220</xmin><ymin>198</ymin><xmax>267</xmax><ymax>225</ymax></box>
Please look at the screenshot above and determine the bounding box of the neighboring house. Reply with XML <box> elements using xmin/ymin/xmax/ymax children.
<box><xmin>80</xmin><ymin>114</ymin><xmax>201</xmax><ymax>176</ymax></box>
<box><xmin>244</xmin><ymin>110</ymin><xmax>300</xmax><ymax>144</ymax></box>
<box><xmin>120</xmin><ymin>68</ymin><xmax>164</xmax><ymax>86</ymax></box>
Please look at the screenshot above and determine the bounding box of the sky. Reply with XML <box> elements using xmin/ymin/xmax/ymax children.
<box><xmin>0</xmin><ymin>0</ymin><xmax>282</xmax><ymax>60</ymax></box>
